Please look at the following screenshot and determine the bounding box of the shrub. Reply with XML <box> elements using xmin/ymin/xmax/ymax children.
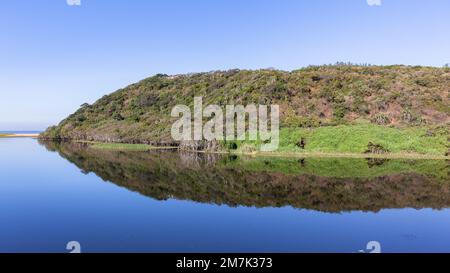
<box><xmin>371</xmin><ymin>113</ymin><xmax>390</xmax><ymax>125</ymax></box>
<box><xmin>112</xmin><ymin>112</ymin><xmax>124</xmax><ymax>121</ymax></box>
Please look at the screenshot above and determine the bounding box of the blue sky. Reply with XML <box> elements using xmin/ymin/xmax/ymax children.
<box><xmin>1</xmin><ymin>0</ymin><xmax>449</xmax><ymax>130</ymax></box>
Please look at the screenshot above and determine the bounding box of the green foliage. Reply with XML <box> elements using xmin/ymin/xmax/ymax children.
<box><xmin>371</xmin><ymin>113</ymin><xmax>390</xmax><ymax>125</ymax></box>
<box><xmin>229</xmin><ymin>124</ymin><xmax>448</xmax><ymax>156</ymax></box>
<box><xmin>283</xmin><ymin>115</ymin><xmax>321</xmax><ymax>128</ymax></box>
<box><xmin>275</xmin><ymin>124</ymin><xmax>449</xmax><ymax>155</ymax></box>
<box><xmin>89</xmin><ymin>143</ymin><xmax>153</xmax><ymax>151</ymax></box>
<box><xmin>112</xmin><ymin>112</ymin><xmax>124</xmax><ymax>121</ymax></box>
<box><xmin>333</xmin><ymin>103</ymin><xmax>347</xmax><ymax>120</ymax></box>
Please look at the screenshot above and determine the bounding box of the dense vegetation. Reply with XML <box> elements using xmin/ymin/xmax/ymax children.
<box><xmin>40</xmin><ymin>64</ymin><xmax>450</xmax><ymax>155</ymax></box>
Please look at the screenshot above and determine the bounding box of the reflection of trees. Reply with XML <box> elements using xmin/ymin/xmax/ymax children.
<box><xmin>40</xmin><ymin>140</ymin><xmax>450</xmax><ymax>213</ymax></box>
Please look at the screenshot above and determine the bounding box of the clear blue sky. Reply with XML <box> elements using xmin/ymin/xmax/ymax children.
<box><xmin>1</xmin><ymin>0</ymin><xmax>449</xmax><ymax>130</ymax></box>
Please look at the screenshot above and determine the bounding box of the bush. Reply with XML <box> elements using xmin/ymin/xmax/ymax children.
<box><xmin>371</xmin><ymin>113</ymin><xmax>390</xmax><ymax>125</ymax></box>
<box><xmin>112</xmin><ymin>112</ymin><xmax>124</xmax><ymax>121</ymax></box>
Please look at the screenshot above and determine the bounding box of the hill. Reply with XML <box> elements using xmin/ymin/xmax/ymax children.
<box><xmin>40</xmin><ymin>65</ymin><xmax>450</xmax><ymax>155</ymax></box>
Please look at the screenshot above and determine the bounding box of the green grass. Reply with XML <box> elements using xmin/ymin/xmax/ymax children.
<box><xmin>228</xmin><ymin>124</ymin><xmax>449</xmax><ymax>156</ymax></box>
<box><xmin>89</xmin><ymin>143</ymin><xmax>153</xmax><ymax>151</ymax></box>
<box><xmin>87</xmin><ymin>142</ymin><xmax>178</xmax><ymax>151</ymax></box>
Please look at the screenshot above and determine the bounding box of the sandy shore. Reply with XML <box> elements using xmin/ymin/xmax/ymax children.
<box><xmin>0</xmin><ymin>133</ymin><xmax>39</xmax><ymax>138</ymax></box>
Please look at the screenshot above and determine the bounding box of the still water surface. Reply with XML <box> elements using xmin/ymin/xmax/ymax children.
<box><xmin>0</xmin><ymin>138</ymin><xmax>449</xmax><ymax>252</ymax></box>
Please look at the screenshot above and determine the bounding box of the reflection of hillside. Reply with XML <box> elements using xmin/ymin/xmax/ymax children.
<box><xmin>223</xmin><ymin>155</ymin><xmax>449</xmax><ymax>181</ymax></box>
<box><xmin>40</xmin><ymin>141</ymin><xmax>450</xmax><ymax>213</ymax></box>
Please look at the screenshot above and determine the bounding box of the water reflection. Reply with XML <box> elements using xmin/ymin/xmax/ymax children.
<box><xmin>40</xmin><ymin>140</ymin><xmax>449</xmax><ymax>213</ymax></box>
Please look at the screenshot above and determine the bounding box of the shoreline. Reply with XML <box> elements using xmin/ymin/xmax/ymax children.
<box><xmin>69</xmin><ymin>140</ymin><xmax>450</xmax><ymax>160</ymax></box>
<box><xmin>0</xmin><ymin>133</ymin><xmax>40</xmax><ymax>138</ymax></box>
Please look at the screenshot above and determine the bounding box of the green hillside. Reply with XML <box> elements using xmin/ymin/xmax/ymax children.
<box><xmin>40</xmin><ymin>64</ymin><xmax>450</xmax><ymax>156</ymax></box>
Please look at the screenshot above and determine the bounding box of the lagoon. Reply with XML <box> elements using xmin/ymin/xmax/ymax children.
<box><xmin>0</xmin><ymin>137</ymin><xmax>449</xmax><ymax>253</ymax></box>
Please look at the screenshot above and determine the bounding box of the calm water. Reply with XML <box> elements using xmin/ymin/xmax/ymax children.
<box><xmin>0</xmin><ymin>138</ymin><xmax>449</xmax><ymax>253</ymax></box>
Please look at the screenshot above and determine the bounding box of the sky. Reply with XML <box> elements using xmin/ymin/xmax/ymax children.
<box><xmin>1</xmin><ymin>0</ymin><xmax>449</xmax><ymax>130</ymax></box>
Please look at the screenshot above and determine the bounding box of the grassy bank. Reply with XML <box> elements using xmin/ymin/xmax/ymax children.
<box><xmin>227</xmin><ymin>124</ymin><xmax>449</xmax><ymax>157</ymax></box>
<box><xmin>89</xmin><ymin>143</ymin><xmax>153</xmax><ymax>151</ymax></box>
<box><xmin>77</xmin><ymin>124</ymin><xmax>449</xmax><ymax>159</ymax></box>
<box><xmin>87</xmin><ymin>142</ymin><xmax>177</xmax><ymax>151</ymax></box>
